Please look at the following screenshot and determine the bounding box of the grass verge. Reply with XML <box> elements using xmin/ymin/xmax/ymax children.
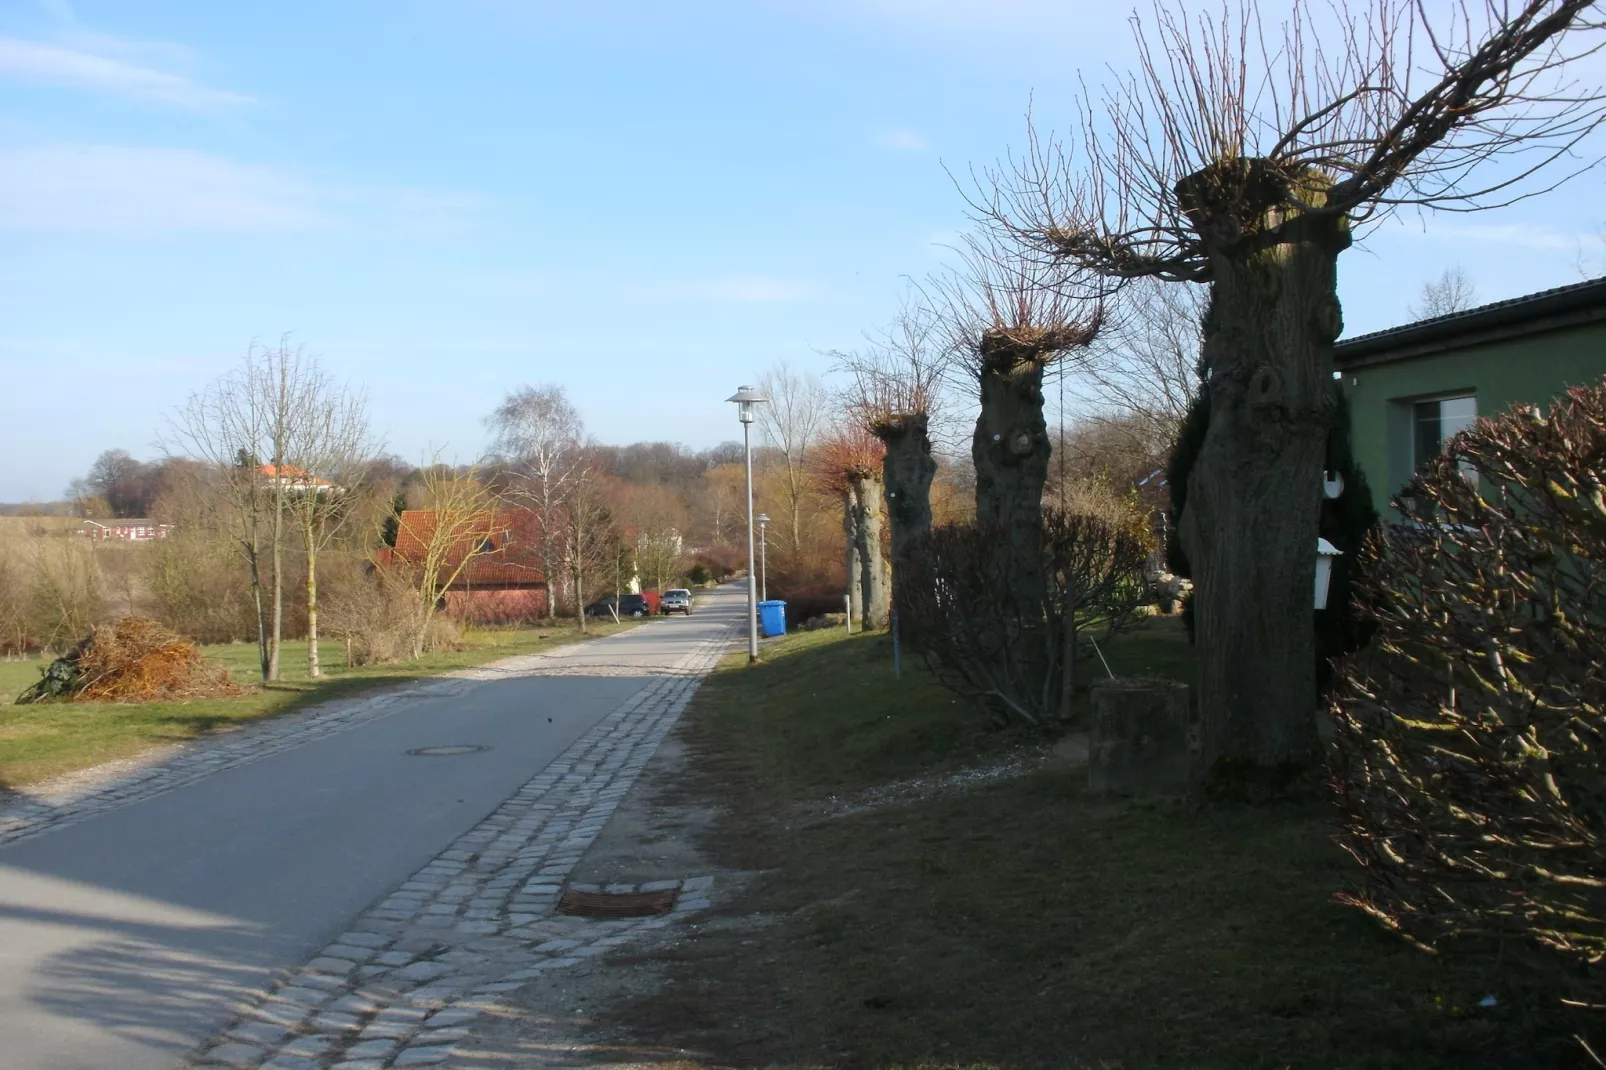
<box><xmin>0</xmin><ymin>620</ymin><xmax>639</xmax><ymax>791</ymax></box>
<box><xmin>607</xmin><ymin>618</ymin><xmax>1581</xmax><ymax>1069</ymax></box>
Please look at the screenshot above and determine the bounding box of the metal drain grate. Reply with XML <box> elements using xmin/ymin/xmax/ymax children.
<box><xmin>406</xmin><ymin>745</ymin><xmax>489</xmax><ymax>756</ymax></box>
<box><xmin>556</xmin><ymin>888</ymin><xmax>678</xmax><ymax>918</ymax></box>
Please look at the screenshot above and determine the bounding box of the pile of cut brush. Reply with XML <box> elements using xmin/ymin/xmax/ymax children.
<box><xmin>15</xmin><ymin>617</ymin><xmax>240</xmax><ymax>705</ymax></box>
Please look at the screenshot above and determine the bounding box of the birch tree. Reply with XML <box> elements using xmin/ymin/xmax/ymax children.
<box><xmin>281</xmin><ymin>367</ymin><xmax>375</xmax><ymax>679</ymax></box>
<box><xmin>757</xmin><ymin>361</ymin><xmax>825</xmax><ymax>565</ymax></box>
<box><xmin>485</xmin><ymin>385</ymin><xmax>585</xmax><ymax>618</ymax></box>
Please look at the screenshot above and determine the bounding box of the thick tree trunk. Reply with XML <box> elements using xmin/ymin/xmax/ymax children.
<box><xmin>877</xmin><ymin>412</ymin><xmax>937</xmax><ymax>614</ymax></box>
<box><xmin>1176</xmin><ymin>160</ymin><xmax>1350</xmax><ymax>773</ymax></box>
<box><xmin>842</xmin><ymin>489</ymin><xmax>863</xmax><ymax>624</ymax></box>
<box><xmin>850</xmin><ymin>474</ymin><xmax>890</xmax><ymax>629</ymax></box>
<box><xmin>972</xmin><ymin>348</ymin><xmax>1052</xmax><ymax>609</ymax></box>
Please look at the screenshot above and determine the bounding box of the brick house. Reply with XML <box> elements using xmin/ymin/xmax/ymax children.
<box><xmin>382</xmin><ymin>508</ymin><xmax>549</xmax><ymax>624</ymax></box>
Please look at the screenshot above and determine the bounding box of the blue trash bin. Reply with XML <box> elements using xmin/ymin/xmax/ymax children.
<box><xmin>757</xmin><ymin>599</ymin><xmax>787</xmax><ymax>637</ymax></box>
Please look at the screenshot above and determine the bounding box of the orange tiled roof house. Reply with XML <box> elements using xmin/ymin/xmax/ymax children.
<box><xmin>379</xmin><ymin>508</ymin><xmax>549</xmax><ymax>625</ymax></box>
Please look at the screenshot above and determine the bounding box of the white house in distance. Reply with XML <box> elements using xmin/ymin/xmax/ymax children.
<box><xmin>77</xmin><ymin>519</ymin><xmax>170</xmax><ymax>541</ymax></box>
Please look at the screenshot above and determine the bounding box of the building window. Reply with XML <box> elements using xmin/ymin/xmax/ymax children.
<box><xmin>1412</xmin><ymin>395</ymin><xmax>1476</xmax><ymax>470</ymax></box>
<box><xmin>1411</xmin><ymin>394</ymin><xmax>1477</xmax><ymax>486</ymax></box>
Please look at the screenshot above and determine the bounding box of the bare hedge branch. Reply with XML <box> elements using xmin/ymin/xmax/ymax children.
<box><xmin>1331</xmin><ymin>380</ymin><xmax>1606</xmax><ymax>999</ymax></box>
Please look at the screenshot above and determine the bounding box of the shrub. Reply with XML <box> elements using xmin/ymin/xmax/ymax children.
<box><xmin>900</xmin><ymin>508</ymin><xmax>1149</xmax><ymax>727</ymax></box>
<box><xmin>319</xmin><ymin>566</ymin><xmax>416</xmax><ymax>666</ymax></box>
<box><xmin>771</xmin><ymin>587</ymin><xmax>845</xmax><ymax>630</ymax></box>
<box><xmin>1331</xmin><ymin>383</ymin><xmax>1606</xmax><ymax>1007</ymax></box>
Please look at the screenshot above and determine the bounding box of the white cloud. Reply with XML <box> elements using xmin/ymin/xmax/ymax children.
<box><xmin>0</xmin><ymin>143</ymin><xmax>486</xmax><ymax>236</ymax></box>
<box><xmin>0</xmin><ymin>36</ymin><xmax>251</xmax><ymax>112</ymax></box>
<box><xmin>0</xmin><ymin>144</ymin><xmax>324</xmax><ymax>232</ymax></box>
<box><xmin>644</xmin><ymin>274</ymin><xmax>815</xmax><ymax>303</ymax></box>
<box><xmin>873</xmin><ymin>127</ymin><xmax>931</xmax><ymax>152</ymax></box>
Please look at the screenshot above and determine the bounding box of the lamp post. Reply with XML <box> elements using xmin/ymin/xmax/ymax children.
<box><xmin>756</xmin><ymin>513</ymin><xmax>770</xmax><ymax>602</ymax></box>
<box><xmin>727</xmin><ymin>385</ymin><xmax>769</xmax><ymax>662</ymax></box>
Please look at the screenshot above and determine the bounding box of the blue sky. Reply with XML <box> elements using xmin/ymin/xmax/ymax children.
<box><xmin>1</xmin><ymin>0</ymin><xmax>1602</xmax><ymax>502</ymax></box>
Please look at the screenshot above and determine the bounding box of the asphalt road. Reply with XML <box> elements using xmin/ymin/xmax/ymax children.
<box><xmin>0</xmin><ymin>586</ymin><xmax>743</xmax><ymax>1070</ymax></box>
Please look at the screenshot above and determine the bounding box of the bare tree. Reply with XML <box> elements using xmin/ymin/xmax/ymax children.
<box><xmin>757</xmin><ymin>361</ymin><xmax>826</xmax><ymax>565</ymax></box>
<box><xmin>834</xmin><ymin>291</ymin><xmax>953</xmax><ymax>610</ymax></box>
<box><xmin>1074</xmin><ymin>278</ymin><xmax>1204</xmax><ymax>455</ymax></box>
<box><xmin>388</xmin><ymin>463</ymin><xmax>497</xmax><ymax>658</ymax></box>
<box><xmin>281</xmin><ymin>365</ymin><xmax>376</xmax><ymax>679</ymax></box>
<box><xmin>933</xmin><ymin>229</ymin><xmax>1104</xmax><ymax>616</ymax></box>
<box><xmin>165</xmin><ymin>354</ymin><xmax>276</xmax><ymax>680</ymax></box>
<box><xmin>564</xmin><ymin>461</ymin><xmax>617</xmax><ymax>635</ymax></box>
<box><xmin>810</xmin><ymin>428</ymin><xmax>888</xmax><ymax>627</ymax></box>
<box><xmin>975</xmin><ymin>0</ymin><xmax>1605</xmax><ymax>773</ymax></box>
<box><xmin>1408</xmin><ymin>264</ymin><xmax>1479</xmax><ymax>320</ymax></box>
<box><xmin>485</xmin><ymin>385</ymin><xmax>585</xmax><ymax>618</ymax></box>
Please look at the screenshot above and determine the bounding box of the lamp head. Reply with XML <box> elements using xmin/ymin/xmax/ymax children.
<box><xmin>726</xmin><ymin>385</ymin><xmax>769</xmax><ymax>425</ymax></box>
<box><xmin>756</xmin><ymin>513</ymin><xmax>770</xmax><ymax>525</ymax></box>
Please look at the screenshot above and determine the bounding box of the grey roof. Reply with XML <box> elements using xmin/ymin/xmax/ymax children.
<box><xmin>1334</xmin><ymin>275</ymin><xmax>1606</xmax><ymax>371</ymax></box>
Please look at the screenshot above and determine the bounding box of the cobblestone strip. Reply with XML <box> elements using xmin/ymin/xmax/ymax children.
<box><xmin>189</xmin><ymin>619</ymin><xmax>736</xmax><ymax>1070</ymax></box>
<box><xmin>0</xmin><ymin>635</ymin><xmax>649</xmax><ymax>850</ymax></box>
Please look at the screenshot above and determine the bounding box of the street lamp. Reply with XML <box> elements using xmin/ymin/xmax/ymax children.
<box><xmin>727</xmin><ymin>385</ymin><xmax>769</xmax><ymax>662</ymax></box>
<box><xmin>756</xmin><ymin>513</ymin><xmax>770</xmax><ymax>602</ymax></box>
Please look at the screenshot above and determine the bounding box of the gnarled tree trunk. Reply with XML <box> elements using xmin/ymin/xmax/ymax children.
<box><xmin>876</xmin><ymin>412</ymin><xmax>937</xmax><ymax>614</ymax></box>
<box><xmin>972</xmin><ymin>339</ymin><xmax>1052</xmax><ymax>609</ymax></box>
<box><xmin>850</xmin><ymin>473</ymin><xmax>891</xmax><ymax>629</ymax></box>
<box><xmin>1176</xmin><ymin>160</ymin><xmax>1349</xmax><ymax>772</ymax></box>
<box><xmin>842</xmin><ymin>488</ymin><xmax>863</xmax><ymax>624</ymax></box>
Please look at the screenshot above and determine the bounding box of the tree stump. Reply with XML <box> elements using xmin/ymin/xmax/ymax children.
<box><xmin>1088</xmin><ymin>679</ymin><xmax>1194</xmax><ymax>795</ymax></box>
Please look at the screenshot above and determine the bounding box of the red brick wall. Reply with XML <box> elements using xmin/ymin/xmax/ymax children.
<box><xmin>443</xmin><ymin>587</ymin><xmax>548</xmax><ymax>625</ymax></box>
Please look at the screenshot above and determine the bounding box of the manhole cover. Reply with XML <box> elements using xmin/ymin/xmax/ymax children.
<box><xmin>406</xmin><ymin>745</ymin><xmax>490</xmax><ymax>756</ymax></box>
<box><xmin>557</xmin><ymin>888</ymin><xmax>678</xmax><ymax>918</ymax></box>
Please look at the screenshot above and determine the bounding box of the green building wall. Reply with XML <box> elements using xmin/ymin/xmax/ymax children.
<box><xmin>1339</xmin><ymin>319</ymin><xmax>1606</xmax><ymax>517</ymax></box>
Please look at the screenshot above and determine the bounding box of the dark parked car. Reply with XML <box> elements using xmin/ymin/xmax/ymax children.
<box><xmin>585</xmin><ymin>593</ymin><xmax>652</xmax><ymax>618</ymax></box>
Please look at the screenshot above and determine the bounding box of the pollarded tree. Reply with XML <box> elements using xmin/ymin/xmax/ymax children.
<box><xmin>809</xmin><ymin>428</ymin><xmax>888</xmax><ymax>627</ymax></box>
<box><xmin>934</xmin><ymin>230</ymin><xmax>1103</xmax><ymax>614</ymax></box>
<box><xmin>834</xmin><ymin>292</ymin><xmax>952</xmax><ymax>612</ymax></box>
<box><xmin>977</xmin><ymin>0</ymin><xmax>1605</xmax><ymax>774</ymax></box>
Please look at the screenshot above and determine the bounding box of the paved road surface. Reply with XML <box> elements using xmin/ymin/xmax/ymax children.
<box><xmin>0</xmin><ymin>586</ymin><xmax>744</xmax><ymax>1070</ymax></box>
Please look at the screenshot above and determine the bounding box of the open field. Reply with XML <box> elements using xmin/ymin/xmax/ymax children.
<box><xmin>0</xmin><ymin>620</ymin><xmax>640</xmax><ymax>790</ymax></box>
<box><xmin>599</xmin><ymin>621</ymin><xmax>1582</xmax><ymax>1069</ymax></box>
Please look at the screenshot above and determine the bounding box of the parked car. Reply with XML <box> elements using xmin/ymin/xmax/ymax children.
<box><xmin>617</xmin><ymin>593</ymin><xmax>652</xmax><ymax>618</ymax></box>
<box><xmin>660</xmin><ymin>589</ymin><xmax>693</xmax><ymax>615</ymax></box>
<box><xmin>583</xmin><ymin>595</ymin><xmax>618</xmax><ymax>618</ymax></box>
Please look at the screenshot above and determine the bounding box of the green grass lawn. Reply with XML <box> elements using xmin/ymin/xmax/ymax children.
<box><xmin>0</xmin><ymin>619</ymin><xmax>639</xmax><ymax>791</ymax></box>
<box><xmin>610</xmin><ymin>617</ymin><xmax>1583</xmax><ymax>1069</ymax></box>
